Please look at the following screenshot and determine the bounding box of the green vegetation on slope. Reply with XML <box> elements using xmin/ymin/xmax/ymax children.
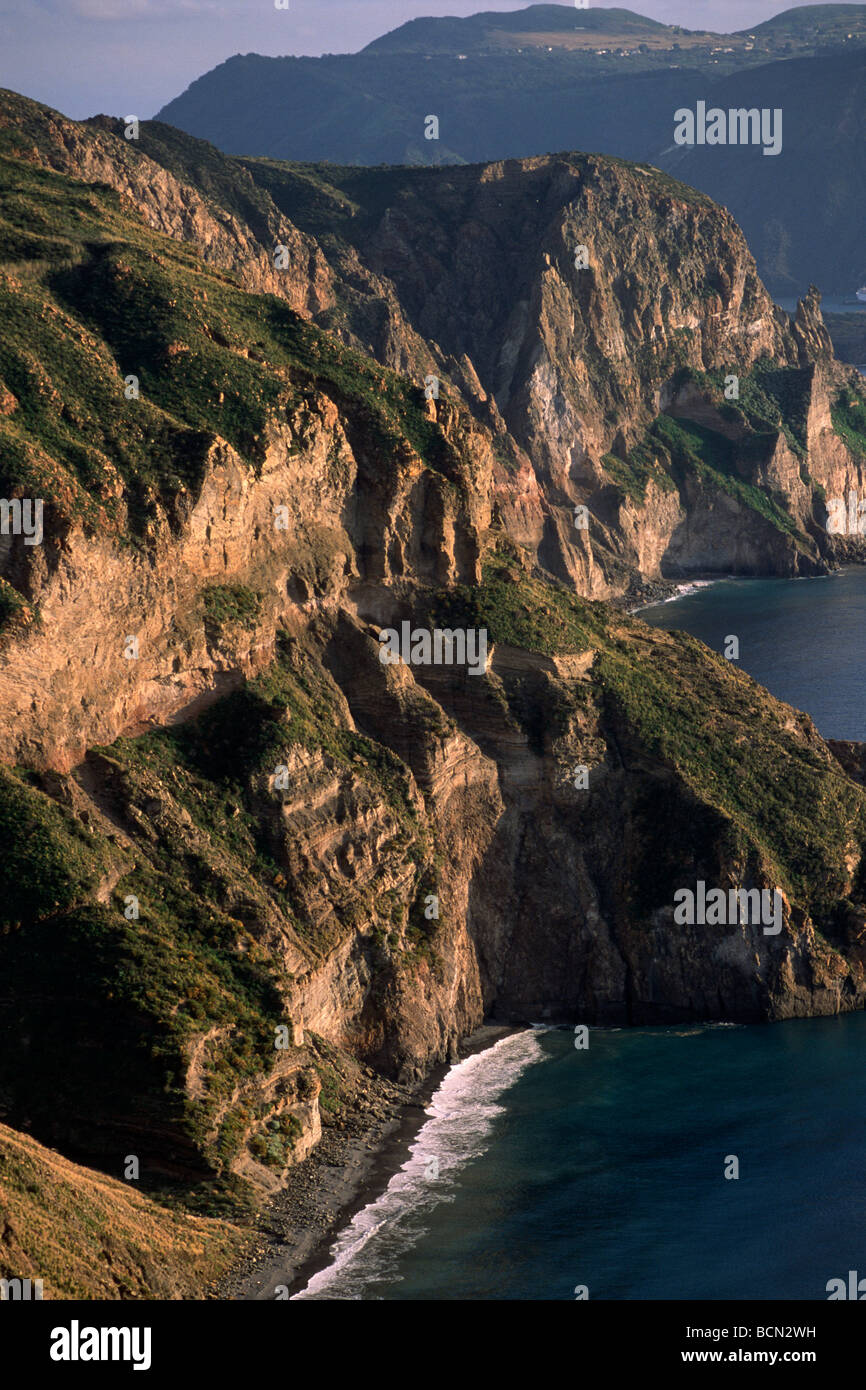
<box><xmin>436</xmin><ymin>558</ymin><xmax>866</xmax><ymax>928</ymax></box>
<box><xmin>831</xmin><ymin>386</ymin><xmax>866</xmax><ymax>459</ymax></box>
<box><xmin>426</xmin><ymin>549</ymin><xmax>607</xmax><ymax>654</ymax></box>
<box><xmin>0</xmin><ymin>636</ymin><xmax>433</xmax><ymax>1207</ymax></box>
<box><xmin>654</xmin><ymin>414</ymin><xmax>799</xmax><ymax>535</ymax></box>
<box><xmin>595</xmin><ymin>622</ymin><xmax>866</xmax><ymax>922</ymax></box>
<box><xmin>202</xmin><ymin>583</ymin><xmax>262</xmax><ymax>631</ymax></box>
<box><xmin>652</xmin><ymin>413</ymin><xmax>803</xmax><ymax>537</ymax></box>
<box><xmin>0</xmin><ymin>151</ymin><xmax>463</xmax><ymax>545</ymax></box>
<box><xmin>601</xmin><ymin>434</ymin><xmax>679</xmax><ymax>503</ymax></box>
<box><xmin>0</xmin><ymin>1121</ymin><xmax>246</xmax><ymax>1299</ymax></box>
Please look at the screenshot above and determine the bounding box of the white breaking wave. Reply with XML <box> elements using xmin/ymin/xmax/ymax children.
<box><xmin>630</xmin><ymin>579</ymin><xmax>721</xmax><ymax>615</ymax></box>
<box><xmin>664</xmin><ymin>579</ymin><xmax>719</xmax><ymax>603</ymax></box>
<box><xmin>292</xmin><ymin>1029</ymin><xmax>549</xmax><ymax>1300</ymax></box>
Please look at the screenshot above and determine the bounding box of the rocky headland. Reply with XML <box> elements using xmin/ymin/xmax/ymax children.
<box><xmin>1</xmin><ymin>88</ymin><xmax>866</xmax><ymax>1296</ymax></box>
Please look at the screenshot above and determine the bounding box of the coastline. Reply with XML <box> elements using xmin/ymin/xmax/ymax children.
<box><xmin>218</xmin><ymin>1022</ymin><xmax>519</xmax><ymax>1301</ymax></box>
<box><xmin>627</xmin><ymin>575</ymin><xmax>724</xmax><ymax>616</ymax></box>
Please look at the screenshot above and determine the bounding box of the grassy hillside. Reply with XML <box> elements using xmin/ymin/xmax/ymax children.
<box><xmin>0</xmin><ymin>148</ymin><xmax>458</xmax><ymax>541</ymax></box>
<box><xmin>748</xmin><ymin>3</ymin><xmax>866</xmax><ymax>36</ymax></box>
<box><xmin>0</xmin><ymin>1122</ymin><xmax>246</xmax><ymax>1299</ymax></box>
<box><xmin>363</xmin><ymin>4</ymin><xmax>669</xmax><ymax>53</ymax></box>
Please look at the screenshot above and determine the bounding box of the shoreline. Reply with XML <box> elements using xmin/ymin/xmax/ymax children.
<box><xmin>219</xmin><ymin>1022</ymin><xmax>519</xmax><ymax>1301</ymax></box>
<box><xmin>629</xmin><ymin>575</ymin><xmax>728</xmax><ymax>615</ymax></box>
<box><xmin>612</xmin><ymin>573</ymin><xmax>731</xmax><ymax>617</ymax></box>
<box><xmin>629</xmin><ymin>565</ymin><xmax>863</xmax><ymax>617</ymax></box>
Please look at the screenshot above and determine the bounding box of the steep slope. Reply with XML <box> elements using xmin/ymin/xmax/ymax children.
<box><xmin>2</xmin><ymin>125</ymin><xmax>866</xmax><ymax>1237</ymax></box>
<box><xmin>0</xmin><ymin>1123</ymin><xmax>246</xmax><ymax>1298</ymax></box>
<box><xmin>0</xmin><ymin>91</ymin><xmax>333</xmax><ymax>318</ymax></box>
<box><xmin>2</xmin><ymin>547</ymin><xmax>866</xmax><ymax>1200</ymax></box>
<box><xmin>239</xmin><ymin>151</ymin><xmax>866</xmax><ymax>594</ymax></box>
<box><xmin>4</xmin><ymin>88</ymin><xmax>866</xmax><ymax>609</ymax></box>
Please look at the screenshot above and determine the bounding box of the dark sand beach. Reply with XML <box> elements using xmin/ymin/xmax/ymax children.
<box><xmin>220</xmin><ymin>1023</ymin><xmax>517</xmax><ymax>1300</ymax></box>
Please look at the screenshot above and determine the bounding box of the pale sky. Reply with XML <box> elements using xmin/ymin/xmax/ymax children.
<box><xmin>0</xmin><ymin>0</ymin><xmax>862</xmax><ymax>120</ymax></box>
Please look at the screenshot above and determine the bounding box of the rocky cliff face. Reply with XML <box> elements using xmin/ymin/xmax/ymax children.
<box><xmin>257</xmin><ymin>155</ymin><xmax>866</xmax><ymax>595</ymax></box>
<box><xmin>0</xmin><ymin>400</ymin><xmax>489</xmax><ymax>770</ymax></box>
<box><xmin>0</xmin><ymin>94</ymin><xmax>334</xmax><ymax>318</ymax></box>
<box><xmin>4</xmin><ymin>89</ymin><xmax>865</xmax><ymax>604</ymax></box>
<box><xmin>2</xmin><ymin>89</ymin><xmax>866</xmax><ymax>1217</ymax></box>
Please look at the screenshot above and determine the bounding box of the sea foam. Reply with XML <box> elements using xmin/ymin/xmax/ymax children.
<box><xmin>292</xmin><ymin>1029</ymin><xmax>548</xmax><ymax>1299</ymax></box>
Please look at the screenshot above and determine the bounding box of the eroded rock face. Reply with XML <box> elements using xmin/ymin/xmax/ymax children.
<box><xmin>0</xmin><ymin>396</ymin><xmax>492</xmax><ymax>768</ymax></box>
<box><xmin>6</xmin><ymin>92</ymin><xmax>866</xmax><ymax>602</ymax></box>
<box><xmin>3</xmin><ymin>90</ymin><xmax>866</xmax><ymax>1200</ymax></box>
<box><xmin>424</xmin><ymin>647</ymin><xmax>865</xmax><ymax>1026</ymax></box>
<box><xmin>217</xmin><ymin>150</ymin><xmax>865</xmax><ymax>592</ymax></box>
<box><xmin>2</xmin><ymin>101</ymin><xmax>334</xmax><ymax>319</ymax></box>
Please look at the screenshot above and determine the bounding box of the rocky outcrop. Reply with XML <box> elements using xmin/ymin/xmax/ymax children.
<box><xmin>0</xmin><ymin>94</ymin><xmax>333</xmax><ymax>319</ymax></box>
<box><xmin>4</xmin><ymin>88</ymin><xmax>866</xmax><ymax>602</ymax></box>
<box><xmin>3</xmin><ymin>89</ymin><xmax>866</xmax><ymax>1216</ymax></box>
<box><xmin>233</xmin><ymin>150</ymin><xmax>866</xmax><ymax>592</ymax></box>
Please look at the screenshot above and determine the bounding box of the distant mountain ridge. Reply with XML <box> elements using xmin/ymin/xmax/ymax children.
<box><xmin>362</xmin><ymin>3</ymin><xmax>866</xmax><ymax>54</ymax></box>
<box><xmin>659</xmin><ymin>45</ymin><xmax>866</xmax><ymax>298</ymax></box>
<box><xmin>748</xmin><ymin>2</ymin><xmax>866</xmax><ymax>32</ymax></box>
<box><xmin>154</xmin><ymin>6</ymin><xmax>866</xmax><ymax>296</ymax></box>
<box><xmin>362</xmin><ymin>4</ymin><xmax>669</xmax><ymax>53</ymax></box>
<box><xmin>361</xmin><ymin>2</ymin><xmax>866</xmax><ymax>53</ymax></box>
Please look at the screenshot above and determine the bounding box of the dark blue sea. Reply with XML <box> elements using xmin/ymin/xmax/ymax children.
<box><xmin>641</xmin><ymin>569</ymin><xmax>866</xmax><ymax>742</ymax></box>
<box><xmin>295</xmin><ymin>571</ymin><xmax>866</xmax><ymax>1301</ymax></box>
<box><xmin>296</xmin><ymin>1019</ymin><xmax>866</xmax><ymax>1300</ymax></box>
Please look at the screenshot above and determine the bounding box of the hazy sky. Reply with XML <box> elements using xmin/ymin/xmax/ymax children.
<box><xmin>1</xmin><ymin>0</ymin><xmax>862</xmax><ymax>120</ymax></box>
